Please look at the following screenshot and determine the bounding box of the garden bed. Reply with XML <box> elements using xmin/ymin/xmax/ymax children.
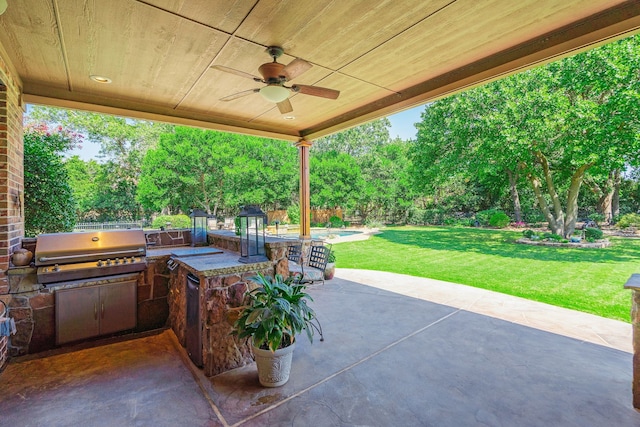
<box><xmin>516</xmin><ymin>237</ymin><xmax>611</xmax><ymax>248</ymax></box>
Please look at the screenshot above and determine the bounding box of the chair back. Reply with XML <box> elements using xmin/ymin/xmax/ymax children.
<box><xmin>287</xmin><ymin>243</ymin><xmax>303</xmax><ymax>264</ymax></box>
<box><xmin>308</xmin><ymin>245</ymin><xmax>329</xmax><ymax>271</ymax></box>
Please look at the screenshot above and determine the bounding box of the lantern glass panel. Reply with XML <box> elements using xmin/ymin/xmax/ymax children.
<box><xmin>190</xmin><ymin>209</ymin><xmax>212</xmax><ymax>246</ymax></box>
<box><xmin>238</xmin><ymin>205</ymin><xmax>267</xmax><ymax>263</ymax></box>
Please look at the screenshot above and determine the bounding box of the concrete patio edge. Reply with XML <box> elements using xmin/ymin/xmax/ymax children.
<box><xmin>335</xmin><ymin>268</ymin><xmax>632</xmax><ymax>353</ymax></box>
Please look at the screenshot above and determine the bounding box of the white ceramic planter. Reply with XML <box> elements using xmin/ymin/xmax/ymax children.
<box><xmin>253</xmin><ymin>341</ymin><xmax>296</xmax><ymax>387</ymax></box>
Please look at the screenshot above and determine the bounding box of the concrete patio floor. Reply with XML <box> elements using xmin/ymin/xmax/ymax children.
<box><xmin>1</xmin><ymin>269</ymin><xmax>639</xmax><ymax>426</ymax></box>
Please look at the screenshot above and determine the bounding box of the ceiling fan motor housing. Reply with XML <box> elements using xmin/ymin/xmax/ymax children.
<box><xmin>258</xmin><ymin>61</ymin><xmax>287</xmax><ymax>84</ymax></box>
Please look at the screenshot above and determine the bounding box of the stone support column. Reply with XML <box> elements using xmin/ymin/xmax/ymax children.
<box><xmin>624</xmin><ymin>274</ymin><xmax>640</xmax><ymax>410</ymax></box>
<box><xmin>296</xmin><ymin>139</ymin><xmax>312</xmax><ymax>240</ymax></box>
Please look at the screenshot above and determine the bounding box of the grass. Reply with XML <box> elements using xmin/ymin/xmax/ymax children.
<box><xmin>334</xmin><ymin>226</ymin><xmax>640</xmax><ymax>322</ymax></box>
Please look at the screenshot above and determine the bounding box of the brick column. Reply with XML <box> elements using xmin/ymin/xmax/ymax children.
<box><xmin>624</xmin><ymin>274</ymin><xmax>640</xmax><ymax>410</ymax></box>
<box><xmin>0</xmin><ymin>53</ymin><xmax>26</xmax><ymax>371</ymax></box>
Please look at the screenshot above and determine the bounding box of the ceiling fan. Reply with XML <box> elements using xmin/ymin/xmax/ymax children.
<box><xmin>211</xmin><ymin>46</ymin><xmax>340</xmax><ymax>114</ymax></box>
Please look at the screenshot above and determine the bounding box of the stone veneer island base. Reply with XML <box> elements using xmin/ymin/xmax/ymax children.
<box><xmin>167</xmin><ymin>231</ymin><xmax>295</xmax><ymax>376</ymax></box>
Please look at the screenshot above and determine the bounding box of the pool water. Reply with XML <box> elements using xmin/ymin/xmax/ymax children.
<box><xmin>278</xmin><ymin>230</ymin><xmax>362</xmax><ymax>239</ymax></box>
<box><xmin>311</xmin><ymin>230</ymin><xmax>362</xmax><ymax>239</ymax></box>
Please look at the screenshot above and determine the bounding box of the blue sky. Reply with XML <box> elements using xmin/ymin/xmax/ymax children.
<box><xmin>386</xmin><ymin>105</ymin><xmax>424</xmax><ymax>141</ymax></box>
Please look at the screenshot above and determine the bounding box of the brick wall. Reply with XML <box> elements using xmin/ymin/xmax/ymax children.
<box><xmin>0</xmin><ymin>52</ymin><xmax>25</xmax><ymax>370</ymax></box>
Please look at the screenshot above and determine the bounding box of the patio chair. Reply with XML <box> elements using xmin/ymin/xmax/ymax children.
<box><xmin>287</xmin><ymin>243</ymin><xmax>330</xmax><ymax>285</ymax></box>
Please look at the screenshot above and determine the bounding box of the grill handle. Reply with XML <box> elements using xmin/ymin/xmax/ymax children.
<box><xmin>38</xmin><ymin>248</ymin><xmax>146</xmax><ymax>263</ymax></box>
<box><xmin>167</xmin><ymin>258</ymin><xmax>178</xmax><ymax>271</ymax></box>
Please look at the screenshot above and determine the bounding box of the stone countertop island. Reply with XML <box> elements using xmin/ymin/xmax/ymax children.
<box><xmin>147</xmin><ymin>246</ymin><xmax>272</xmax><ymax>278</ymax></box>
<box><xmin>159</xmin><ymin>236</ymin><xmax>294</xmax><ymax>377</ymax></box>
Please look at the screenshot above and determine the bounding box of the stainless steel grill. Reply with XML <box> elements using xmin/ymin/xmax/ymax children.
<box><xmin>35</xmin><ymin>230</ymin><xmax>147</xmax><ymax>284</ymax></box>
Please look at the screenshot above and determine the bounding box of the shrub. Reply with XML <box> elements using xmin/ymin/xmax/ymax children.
<box><xmin>365</xmin><ymin>218</ymin><xmax>384</xmax><ymax>228</ymax></box>
<box><xmin>286</xmin><ymin>204</ymin><xmax>300</xmax><ymax>224</ymax></box>
<box><xmin>423</xmin><ymin>208</ymin><xmax>446</xmax><ymax>225</ymax></box>
<box><xmin>522</xmin><ymin>229</ymin><xmax>535</xmax><ymax>238</ymax></box>
<box><xmin>152</xmin><ymin>214</ymin><xmax>191</xmax><ymax>229</ymax></box>
<box><xmin>617</xmin><ymin>213</ymin><xmax>640</xmax><ymax>229</ymax></box>
<box><xmin>328</xmin><ymin>215</ymin><xmax>343</xmax><ymax>228</ymax></box>
<box><xmin>476</xmin><ymin>209</ymin><xmax>501</xmax><ymax>226</ymax></box>
<box><xmin>589</xmin><ymin>213</ymin><xmax>605</xmax><ymax>224</ymax></box>
<box><xmin>542</xmin><ymin>232</ymin><xmax>563</xmax><ymax>241</ymax></box>
<box><xmin>489</xmin><ymin>212</ymin><xmax>511</xmax><ymax>228</ymax></box>
<box><xmin>584</xmin><ymin>227</ymin><xmax>604</xmax><ymax>241</ymax></box>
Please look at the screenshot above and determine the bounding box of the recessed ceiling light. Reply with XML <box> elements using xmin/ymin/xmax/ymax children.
<box><xmin>283</xmin><ymin>115</ymin><xmax>295</xmax><ymax>120</ymax></box>
<box><xmin>90</xmin><ymin>75</ymin><xmax>112</xmax><ymax>84</ymax></box>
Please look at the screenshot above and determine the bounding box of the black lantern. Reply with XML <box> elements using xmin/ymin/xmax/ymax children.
<box><xmin>237</xmin><ymin>205</ymin><xmax>268</xmax><ymax>263</ymax></box>
<box><xmin>190</xmin><ymin>209</ymin><xmax>214</xmax><ymax>246</ymax></box>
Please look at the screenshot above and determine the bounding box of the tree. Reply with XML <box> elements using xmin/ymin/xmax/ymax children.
<box><xmin>312</xmin><ymin>119</ymin><xmax>392</xmax><ymax>157</ymax></box>
<box><xmin>65</xmin><ymin>156</ymin><xmax>99</xmax><ymax>220</ymax></box>
<box><xmin>311</xmin><ymin>118</ymin><xmax>415</xmax><ymax>222</ymax></box>
<box><xmin>138</xmin><ymin>127</ymin><xmax>297</xmax><ymax>215</ymax></box>
<box><xmin>24</xmin><ymin>124</ymin><xmax>78</xmax><ymax>236</ymax></box>
<box><xmin>411</xmin><ymin>34</ymin><xmax>640</xmax><ymax>236</ymax></box>
<box><xmin>26</xmin><ymin>106</ymin><xmax>174</xmax><ymax>220</ymax></box>
<box><xmin>310</xmin><ymin>151</ymin><xmax>363</xmax><ymax>210</ymax></box>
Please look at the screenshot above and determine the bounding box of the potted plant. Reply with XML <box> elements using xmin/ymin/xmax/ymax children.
<box><xmin>234</xmin><ymin>273</ymin><xmax>321</xmax><ymax>387</ymax></box>
<box><xmin>324</xmin><ymin>249</ymin><xmax>336</xmax><ymax>280</ymax></box>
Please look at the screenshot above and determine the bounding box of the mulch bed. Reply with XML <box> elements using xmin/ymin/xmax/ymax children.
<box><xmin>515</xmin><ymin>237</ymin><xmax>611</xmax><ymax>248</ymax></box>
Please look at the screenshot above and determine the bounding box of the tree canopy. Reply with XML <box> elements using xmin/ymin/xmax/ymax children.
<box><xmin>411</xmin><ymin>34</ymin><xmax>640</xmax><ymax>236</ymax></box>
<box><xmin>137</xmin><ymin>127</ymin><xmax>297</xmax><ymax>215</ymax></box>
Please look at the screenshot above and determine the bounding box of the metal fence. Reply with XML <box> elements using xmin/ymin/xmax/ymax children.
<box><xmin>74</xmin><ymin>221</ymin><xmax>146</xmax><ymax>231</ymax></box>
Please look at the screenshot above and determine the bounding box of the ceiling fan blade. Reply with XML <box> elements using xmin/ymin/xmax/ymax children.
<box><xmin>211</xmin><ymin>65</ymin><xmax>262</xmax><ymax>82</ymax></box>
<box><xmin>283</xmin><ymin>58</ymin><xmax>312</xmax><ymax>80</ymax></box>
<box><xmin>220</xmin><ymin>88</ymin><xmax>259</xmax><ymax>101</ymax></box>
<box><xmin>292</xmin><ymin>84</ymin><xmax>340</xmax><ymax>99</ymax></box>
<box><xmin>277</xmin><ymin>98</ymin><xmax>293</xmax><ymax>114</ymax></box>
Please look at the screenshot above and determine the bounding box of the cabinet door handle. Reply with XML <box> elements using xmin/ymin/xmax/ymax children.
<box><xmin>101</xmin><ymin>302</ymin><xmax>105</xmax><ymax>318</ymax></box>
<box><xmin>94</xmin><ymin>302</ymin><xmax>98</xmax><ymax>320</ymax></box>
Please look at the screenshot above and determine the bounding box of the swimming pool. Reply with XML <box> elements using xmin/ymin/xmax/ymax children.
<box><xmin>276</xmin><ymin>229</ymin><xmax>363</xmax><ymax>240</ymax></box>
<box><xmin>310</xmin><ymin>230</ymin><xmax>363</xmax><ymax>239</ymax></box>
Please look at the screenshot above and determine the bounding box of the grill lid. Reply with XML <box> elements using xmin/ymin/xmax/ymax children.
<box><xmin>35</xmin><ymin>230</ymin><xmax>146</xmax><ymax>266</ymax></box>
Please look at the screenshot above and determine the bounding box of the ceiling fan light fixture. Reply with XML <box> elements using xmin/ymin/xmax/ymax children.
<box><xmin>260</xmin><ymin>85</ymin><xmax>289</xmax><ymax>103</ymax></box>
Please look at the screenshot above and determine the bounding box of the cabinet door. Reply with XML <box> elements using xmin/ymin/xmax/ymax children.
<box><xmin>100</xmin><ymin>280</ymin><xmax>137</xmax><ymax>335</ymax></box>
<box><xmin>56</xmin><ymin>286</ymin><xmax>100</xmax><ymax>345</ymax></box>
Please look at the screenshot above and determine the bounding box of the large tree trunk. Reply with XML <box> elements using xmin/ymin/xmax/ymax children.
<box><xmin>612</xmin><ymin>169</ymin><xmax>621</xmax><ymax>221</ymax></box>
<box><xmin>528</xmin><ymin>152</ymin><xmax>591</xmax><ymax>238</ymax></box>
<box><xmin>507</xmin><ymin>169</ymin><xmax>522</xmax><ymax>222</ymax></box>
<box><xmin>564</xmin><ymin>164</ymin><xmax>590</xmax><ymax>237</ymax></box>
<box><xmin>527</xmin><ymin>174</ymin><xmax>563</xmax><ymax>236</ymax></box>
<box><xmin>590</xmin><ymin>169</ymin><xmax>620</xmax><ymax>224</ymax></box>
<box><xmin>533</xmin><ymin>152</ymin><xmax>565</xmax><ymax>236</ymax></box>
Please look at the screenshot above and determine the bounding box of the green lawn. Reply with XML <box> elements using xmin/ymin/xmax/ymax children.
<box><xmin>335</xmin><ymin>226</ymin><xmax>640</xmax><ymax>322</ymax></box>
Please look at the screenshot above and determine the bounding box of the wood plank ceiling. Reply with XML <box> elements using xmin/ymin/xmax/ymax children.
<box><xmin>0</xmin><ymin>0</ymin><xmax>639</xmax><ymax>141</ymax></box>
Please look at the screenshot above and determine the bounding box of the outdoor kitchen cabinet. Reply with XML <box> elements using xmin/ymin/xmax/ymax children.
<box><xmin>55</xmin><ymin>280</ymin><xmax>137</xmax><ymax>345</ymax></box>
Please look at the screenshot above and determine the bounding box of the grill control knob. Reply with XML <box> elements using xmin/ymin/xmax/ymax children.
<box><xmin>115</xmin><ymin>258</ymin><xmax>120</xmax><ymax>265</ymax></box>
<box><xmin>97</xmin><ymin>260</ymin><xmax>103</xmax><ymax>267</ymax></box>
<box><xmin>53</xmin><ymin>264</ymin><xmax>60</xmax><ymax>272</ymax></box>
<box><xmin>106</xmin><ymin>259</ymin><xmax>112</xmax><ymax>266</ymax></box>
